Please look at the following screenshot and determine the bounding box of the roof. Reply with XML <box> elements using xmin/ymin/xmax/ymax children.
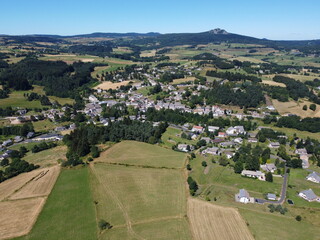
<box><xmin>239</xmin><ymin>189</ymin><xmax>250</xmax><ymax>198</ymax></box>
<box><xmin>300</xmin><ymin>189</ymin><xmax>318</xmax><ymax>200</ymax></box>
<box><xmin>307</xmin><ymin>172</ymin><xmax>320</xmax><ymax>182</ymax></box>
<box><xmin>267</xmin><ymin>193</ymin><xmax>276</xmax><ymax>199</ymax></box>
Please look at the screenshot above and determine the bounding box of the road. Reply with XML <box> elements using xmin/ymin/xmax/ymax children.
<box><xmin>255</xmin><ymin>166</ymin><xmax>289</xmax><ymax>204</ymax></box>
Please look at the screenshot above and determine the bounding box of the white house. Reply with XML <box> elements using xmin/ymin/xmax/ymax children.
<box><xmin>177</xmin><ymin>144</ymin><xmax>194</xmax><ymax>152</ymax></box>
<box><xmin>267</xmin><ymin>193</ymin><xmax>277</xmax><ymax>201</ymax></box>
<box><xmin>268</xmin><ymin>142</ymin><xmax>280</xmax><ymax>148</ymax></box>
<box><xmin>235</xmin><ymin>189</ymin><xmax>254</xmax><ymax>204</ymax></box>
<box><xmin>241</xmin><ymin>170</ymin><xmax>266</xmax><ymax>181</ymax></box>
<box><xmin>299</xmin><ymin>189</ymin><xmax>320</xmax><ymax>202</ymax></box>
<box><xmin>208</xmin><ymin>126</ymin><xmax>219</xmax><ymax>133</ymax></box>
<box><xmin>202</xmin><ymin>147</ymin><xmax>221</xmax><ymax>156</ymax></box>
<box><xmin>306</xmin><ymin>172</ymin><xmax>320</xmax><ymax>184</ymax></box>
<box><xmin>260</xmin><ymin>163</ymin><xmax>277</xmax><ymax>173</ymax></box>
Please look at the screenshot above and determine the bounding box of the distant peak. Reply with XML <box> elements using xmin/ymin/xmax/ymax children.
<box><xmin>209</xmin><ymin>28</ymin><xmax>229</xmax><ymax>34</ymax></box>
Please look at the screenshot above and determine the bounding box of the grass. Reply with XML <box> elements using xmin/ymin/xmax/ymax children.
<box><xmin>22</xmin><ymin>145</ymin><xmax>67</xmax><ymax>167</ymax></box>
<box><xmin>0</xmin><ymin>85</ymin><xmax>74</xmax><ymax>109</ymax></box>
<box><xmin>91</xmin><ymin>163</ymin><xmax>191</xmax><ymax>240</ymax></box>
<box><xmin>96</xmin><ymin>140</ymin><xmax>187</xmax><ymax>168</ymax></box>
<box><xmin>16</xmin><ymin>167</ymin><xmax>97</xmax><ymax>240</ymax></box>
<box><xmin>32</xmin><ymin>119</ymin><xmax>58</xmax><ymax>132</ymax></box>
<box><xmin>272</xmin><ymin>99</ymin><xmax>320</xmax><ymax>118</ymax></box>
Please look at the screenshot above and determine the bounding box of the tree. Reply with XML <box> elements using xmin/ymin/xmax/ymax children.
<box><xmin>219</xmin><ymin>155</ymin><xmax>229</xmax><ymax>166</ymax></box>
<box><xmin>234</xmin><ymin>161</ymin><xmax>243</xmax><ymax>174</ymax></box>
<box><xmin>201</xmin><ymin>161</ymin><xmax>207</xmax><ymax>167</ymax></box>
<box><xmin>187</xmin><ymin>176</ymin><xmax>198</xmax><ymax>196</ymax></box>
<box><xmin>98</xmin><ymin>219</ymin><xmax>112</xmax><ymax>230</ymax></box>
<box><xmin>303</xmin><ymin>105</ymin><xmax>308</xmax><ymax>111</ymax></box>
<box><xmin>19</xmin><ymin>146</ymin><xmax>28</xmax><ymax>157</ymax></box>
<box><xmin>295</xmin><ymin>215</ymin><xmax>302</xmax><ymax>221</ymax></box>
<box><xmin>90</xmin><ymin>145</ymin><xmax>100</xmax><ymax>158</ymax></box>
<box><xmin>0</xmin><ymin>158</ymin><xmax>9</xmax><ymax>167</ymax></box>
<box><xmin>309</xmin><ymin>104</ymin><xmax>317</xmax><ymax>111</ymax></box>
<box><xmin>266</xmin><ymin>172</ymin><xmax>273</xmax><ymax>182</ymax></box>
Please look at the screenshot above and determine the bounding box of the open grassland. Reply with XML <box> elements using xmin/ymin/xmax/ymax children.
<box><xmin>240</xmin><ymin>208</ymin><xmax>320</xmax><ymax>240</ymax></box>
<box><xmin>0</xmin><ymin>85</ymin><xmax>74</xmax><ymax>109</ymax></box>
<box><xmin>272</xmin><ymin>99</ymin><xmax>320</xmax><ymax>118</ymax></box>
<box><xmin>188</xmin><ymin>198</ymin><xmax>254</xmax><ymax>240</ymax></box>
<box><xmin>18</xmin><ymin>167</ymin><xmax>97</xmax><ymax>240</ymax></box>
<box><xmin>93</xmin><ymin>80</ymin><xmax>132</xmax><ymax>90</ymax></box>
<box><xmin>96</xmin><ymin>140</ymin><xmax>186</xmax><ymax>168</ymax></box>
<box><xmin>140</xmin><ymin>50</ymin><xmax>156</xmax><ymax>57</ymax></box>
<box><xmin>0</xmin><ymin>198</ymin><xmax>45</xmax><ymax>240</ymax></box>
<box><xmin>90</xmin><ymin>163</ymin><xmax>191</xmax><ymax>240</ymax></box>
<box><xmin>23</xmin><ymin>145</ymin><xmax>67</xmax><ymax>167</ymax></box>
<box><xmin>32</xmin><ymin>119</ymin><xmax>58</xmax><ymax>132</ymax></box>
<box><xmin>9</xmin><ymin>166</ymin><xmax>60</xmax><ymax>200</ymax></box>
<box><xmin>264</xmin><ymin>73</ymin><xmax>319</xmax><ymax>82</ymax></box>
<box><xmin>261</xmin><ymin>79</ymin><xmax>286</xmax><ymax>87</ymax></box>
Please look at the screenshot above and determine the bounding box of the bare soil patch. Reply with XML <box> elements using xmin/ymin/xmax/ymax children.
<box><xmin>188</xmin><ymin>198</ymin><xmax>254</xmax><ymax>240</ymax></box>
<box><xmin>94</xmin><ymin>80</ymin><xmax>132</xmax><ymax>90</ymax></box>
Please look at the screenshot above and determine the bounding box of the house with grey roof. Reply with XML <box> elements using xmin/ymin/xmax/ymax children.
<box><xmin>235</xmin><ymin>189</ymin><xmax>254</xmax><ymax>204</ymax></box>
<box><xmin>299</xmin><ymin>189</ymin><xmax>320</xmax><ymax>202</ymax></box>
<box><xmin>267</xmin><ymin>193</ymin><xmax>277</xmax><ymax>201</ymax></box>
<box><xmin>306</xmin><ymin>172</ymin><xmax>320</xmax><ymax>184</ymax></box>
<box><xmin>241</xmin><ymin>170</ymin><xmax>266</xmax><ymax>181</ymax></box>
<box><xmin>260</xmin><ymin>163</ymin><xmax>277</xmax><ymax>173</ymax></box>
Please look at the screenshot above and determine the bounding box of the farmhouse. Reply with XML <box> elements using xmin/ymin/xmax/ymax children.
<box><xmin>306</xmin><ymin>172</ymin><xmax>320</xmax><ymax>184</ymax></box>
<box><xmin>299</xmin><ymin>189</ymin><xmax>320</xmax><ymax>202</ymax></box>
<box><xmin>260</xmin><ymin>163</ymin><xmax>277</xmax><ymax>173</ymax></box>
<box><xmin>241</xmin><ymin>170</ymin><xmax>266</xmax><ymax>181</ymax></box>
<box><xmin>235</xmin><ymin>189</ymin><xmax>254</xmax><ymax>204</ymax></box>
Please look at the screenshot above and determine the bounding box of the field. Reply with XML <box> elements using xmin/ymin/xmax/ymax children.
<box><xmin>272</xmin><ymin>99</ymin><xmax>320</xmax><ymax>118</ymax></box>
<box><xmin>90</xmin><ymin>140</ymin><xmax>192</xmax><ymax>239</ymax></box>
<box><xmin>0</xmin><ymin>166</ymin><xmax>60</xmax><ymax>240</ymax></box>
<box><xmin>0</xmin><ymin>85</ymin><xmax>74</xmax><ymax>109</ymax></box>
<box><xmin>17</xmin><ymin>167</ymin><xmax>97</xmax><ymax>240</ymax></box>
<box><xmin>0</xmin><ymin>198</ymin><xmax>45</xmax><ymax>240</ymax></box>
<box><xmin>188</xmin><ymin>198</ymin><xmax>254</xmax><ymax>240</ymax></box>
<box><xmin>22</xmin><ymin>145</ymin><xmax>67</xmax><ymax>167</ymax></box>
<box><xmin>160</xmin><ymin>127</ymin><xmax>195</xmax><ymax>149</ymax></box>
<box><xmin>93</xmin><ymin>80</ymin><xmax>132</xmax><ymax>90</ymax></box>
<box><xmin>172</xmin><ymin>76</ymin><xmax>195</xmax><ymax>84</ymax></box>
<box><xmin>261</xmin><ymin>79</ymin><xmax>286</xmax><ymax>87</ymax></box>
<box><xmin>95</xmin><ymin>140</ymin><xmax>187</xmax><ymax>168</ymax></box>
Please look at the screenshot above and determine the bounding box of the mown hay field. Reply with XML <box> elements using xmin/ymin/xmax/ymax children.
<box><xmin>188</xmin><ymin>198</ymin><xmax>254</xmax><ymax>240</ymax></box>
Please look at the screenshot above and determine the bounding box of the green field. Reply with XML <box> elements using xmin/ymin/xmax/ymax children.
<box><xmin>160</xmin><ymin>127</ymin><xmax>195</xmax><ymax>149</ymax></box>
<box><xmin>91</xmin><ymin>163</ymin><xmax>191</xmax><ymax>240</ymax></box>
<box><xmin>96</xmin><ymin>140</ymin><xmax>187</xmax><ymax>168</ymax></box>
<box><xmin>17</xmin><ymin>167</ymin><xmax>97</xmax><ymax>240</ymax></box>
<box><xmin>0</xmin><ymin>85</ymin><xmax>74</xmax><ymax>109</ymax></box>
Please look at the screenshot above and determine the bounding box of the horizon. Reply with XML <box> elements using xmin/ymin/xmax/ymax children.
<box><xmin>1</xmin><ymin>0</ymin><xmax>320</xmax><ymax>41</ymax></box>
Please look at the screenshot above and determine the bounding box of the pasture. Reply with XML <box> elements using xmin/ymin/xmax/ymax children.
<box><xmin>188</xmin><ymin>198</ymin><xmax>254</xmax><ymax>240</ymax></box>
<box><xmin>90</xmin><ymin>163</ymin><xmax>191</xmax><ymax>240</ymax></box>
<box><xmin>95</xmin><ymin>140</ymin><xmax>187</xmax><ymax>168</ymax></box>
<box><xmin>18</xmin><ymin>167</ymin><xmax>97</xmax><ymax>240</ymax></box>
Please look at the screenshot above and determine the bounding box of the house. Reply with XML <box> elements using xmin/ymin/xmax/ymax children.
<box><xmin>218</xmin><ymin>132</ymin><xmax>227</xmax><ymax>138</ymax></box>
<box><xmin>2</xmin><ymin>139</ymin><xmax>13</xmax><ymax>147</ymax></box>
<box><xmin>177</xmin><ymin>144</ymin><xmax>194</xmax><ymax>152</ymax></box>
<box><xmin>14</xmin><ymin>136</ymin><xmax>23</xmax><ymax>143</ymax></box>
<box><xmin>295</xmin><ymin>148</ymin><xmax>307</xmax><ymax>155</ymax></box>
<box><xmin>306</xmin><ymin>172</ymin><xmax>320</xmax><ymax>184</ymax></box>
<box><xmin>299</xmin><ymin>189</ymin><xmax>320</xmax><ymax>202</ymax></box>
<box><xmin>235</xmin><ymin>189</ymin><xmax>254</xmax><ymax>204</ymax></box>
<box><xmin>267</xmin><ymin>193</ymin><xmax>277</xmax><ymax>201</ymax></box>
<box><xmin>241</xmin><ymin>170</ymin><xmax>266</xmax><ymax>181</ymax></box>
<box><xmin>233</xmin><ymin>137</ymin><xmax>243</xmax><ymax>144</ymax></box>
<box><xmin>226</xmin><ymin>127</ymin><xmax>237</xmax><ymax>136</ymax></box>
<box><xmin>208</xmin><ymin>126</ymin><xmax>219</xmax><ymax>133</ymax></box>
<box><xmin>202</xmin><ymin>147</ymin><xmax>221</xmax><ymax>156</ymax></box>
<box><xmin>224</xmin><ymin>151</ymin><xmax>235</xmax><ymax>159</ymax></box>
<box><xmin>219</xmin><ymin>141</ymin><xmax>234</xmax><ymax>148</ymax></box>
<box><xmin>268</xmin><ymin>142</ymin><xmax>280</xmax><ymax>148</ymax></box>
<box><xmin>55</xmin><ymin>126</ymin><xmax>66</xmax><ymax>132</ymax></box>
<box><xmin>88</xmin><ymin>95</ymin><xmax>99</xmax><ymax>103</ymax></box>
<box><xmin>34</xmin><ymin>134</ymin><xmax>63</xmax><ymax>142</ymax></box>
<box><xmin>191</xmin><ymin>125</ymin><xmax>204</xmax><ymax>133</ymax></box>
<box><xmin>27</xmin><ymin>132</ymin><xmax>35</xmax><ymax>139</ymax></box>
<box><xmin>260</xmin><ymin>163</ymin><xmax>277</xmax><ymax>173</ymax></box>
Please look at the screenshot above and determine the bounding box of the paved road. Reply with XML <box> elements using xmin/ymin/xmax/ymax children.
<box><xmin>256</xmin><ymin>166</ymin><xmax>289</xmax><ymax>204</ymax></box>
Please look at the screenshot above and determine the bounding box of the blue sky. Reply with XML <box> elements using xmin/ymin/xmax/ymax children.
<box><xmin>1</xmin><ymin>0</ymin><xmax>319</xmax><ymax>40</ymax></box>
